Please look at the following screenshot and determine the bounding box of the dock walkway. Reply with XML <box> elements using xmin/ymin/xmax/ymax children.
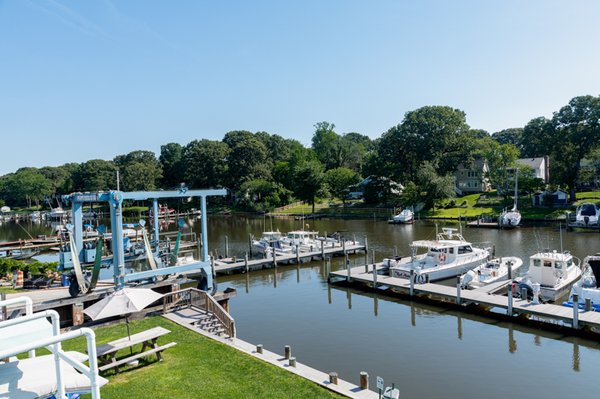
<box><xmin>330</xmin><ymin>264</ymin><xmax>600</xmax><ymax>330</ymax></box>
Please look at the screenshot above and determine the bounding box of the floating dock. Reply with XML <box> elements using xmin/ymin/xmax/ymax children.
<box><xmin>466</xmin><ymin>220</ymin><xmax>500</xmax><ymax>229</ymax></box>
<box><xmin>329</xmin><ymin>264</ymin><xmax>600</xmax><ymax>332</ymax></box>
<box><xmin>214</xmin><ymin>241</ymin><xmax>366</xmax><ymax>275</ymax></box>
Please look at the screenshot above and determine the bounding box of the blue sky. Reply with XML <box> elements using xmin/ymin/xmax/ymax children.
<box><xmin>1</xmin><ymin>0</ymin><xmax>599</xmax><ymax>175</ymax></box>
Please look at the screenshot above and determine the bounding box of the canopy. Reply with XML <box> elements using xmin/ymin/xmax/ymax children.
<box><xmin>84</xmin><ymin>288</ymin><xmax>163</xmax><ymax>320</ymax></box>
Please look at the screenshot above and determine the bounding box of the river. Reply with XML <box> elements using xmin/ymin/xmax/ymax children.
<box><xmin>2</xmin><ymin>215</ymin><xmax>600</xmax><ymax>398</ymax></box>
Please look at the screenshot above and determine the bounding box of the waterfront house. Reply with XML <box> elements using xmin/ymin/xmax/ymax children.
<box><xmin>454</xmin><ymin>157</ymin><xmax>491</xmax><ymax>194</ymax></box>
<box><xmin>532</xmin><ymin>189</ymin><xmax>568</xmax><ymax>207</ymax></box>
<box><xmin>517</xmin><ymin>156</ymin><xmax>550</xmax><ymax>183</ymax></box>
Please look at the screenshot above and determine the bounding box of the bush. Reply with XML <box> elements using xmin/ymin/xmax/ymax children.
<box><xmin>0</xmin><ymin>258</ymin><xmax>58</xmax><ymax>277</ymax></box>
<box><xmin>446</xmin><ymin>199</ymin><xmax>456</xmax><ymax>208</ymax></box>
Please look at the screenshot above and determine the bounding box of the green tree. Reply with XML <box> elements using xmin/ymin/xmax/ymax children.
<box><xmin>73</xmin><ymin>160</ymin><xmax>117</xmax><ymax>192</ymax></box>
<box><xmin>293</xmin><ymin>160</ymin><xmax>326</xmax><ymax>214</ymax></box>
<box><xmin>236</xmin><ymin>179</ymin><xmax>292</xmax><ymax>212</ymax></box>
<box><xmin>159</xmin><ymin>143</ymin><xmax>184</xmax><ymax>188</ymax></box>
<box><xmin>5</xmin><ymin>169</ymin><xmax>52</xmax><ymax>208</ymax></box>
<box><xmin>325</xmin><ymin>167</ymin><xmax>360</xmax><ymax>206</ymax></box>
<box><xmin>479</xmin><ymin>138</ymin><xmax>520</xmax><ymax>196</ymax></box>
<box><xmin>223</xmin><ymin>131</ymin><xmax>271</xmax><ymax>189</ymax></box>
<box><xmin>414</xmin><ymin>162</ymin><xmax>455</xmax><ymax>210</ymax></box>
<box><xmin>114</xmin><ymin>150</ymin><xmax>162</xmax><ymax>191</ymax></box>
<box><xmin>183</xmin><ymin>139</ymin><xmax>229</xmax><ymax>188</ymax></box>
<box><xmin>311</xmin><ymin>122</ymin><xmax>342</xmax><ymax>170</ymax></box>
<box><xmin>492</xmin><ymin>128</ymin><xmax>524</xmax><ymax>153</ymax></box>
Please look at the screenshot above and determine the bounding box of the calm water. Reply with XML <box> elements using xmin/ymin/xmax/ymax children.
<box><xmin>3</xmin><ymin>216</ymin><xmax>600</xmax><ymax>398</ymax></box>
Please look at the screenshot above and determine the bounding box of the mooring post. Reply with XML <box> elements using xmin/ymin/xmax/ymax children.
<box><xmin>507</xmin><ymin>261</ymin><xmax>512</xmax><ymax>280</ymax></box>
<box><xmin>346</xmin><ymin>255</ymin><xmax>351</xmax><ymax>282</ymax></box>
<box><xmin>244</xmin><ymin>252</ymin><xmax>249</xmax><ymax>273</ymax></box>
<box><xmin>353</xmin><ymin>234</ymin><xmax>356</xmax><ymax>245</ymax></box>
<box><xmin>410</xmin><ymin>269</ymin><xmax>415</xmax><ymax>297</ymax></box>
<box><xmin>256</xmin><ymin>344</ymin><xmax>263</xmax><ymax>354</ymax></box>
<box><xmin>321</xmin><ymin>240</ymin><xmax>325</xmax><ymax>260</ymax></box>
<box><xmin>521</xmin><ymin>287</ymin><xmax>528</xmax><ymax>302</ymax></box>
<box><xmin>394</xmin><ymin>245</ymin><xmax>398</xmax><ymax>257</ymax></box>
<box><xmin>272</xmin><ymin>249</ymin><xmax>278</xmax><ymax>268</ymax></box>
<box><xmin>343</xmin><ymin>239</ymin><xmax>347</xmax><ymax>257</ymax></box>
<box><xmin>373</xmin><ymin>263</ymin><xmax>378</xmax><ymax>289</ymax></box>
<box><xmin>289</xmin><ymin>357</ymin><xmax>296</xmax><ymax>367</ymax></box>
<box><xmin>1</xmin><ymin>293</ymin><xmax>7</xmax><ymax>320</ymax></box>
<box><xmin>360</xmin><ymin>371</ymin><xmax>369</xmax><ymax>390</ymax></box>
<box><xmin>364</xmin><ymin>235</ymin><xmax>369</xmax><ymax>253</ymax></box>
<box><xmin>507</xmin><ymin>284</ymin><xmax>513</xmax><ymax>316</ymax></box>
<box><xmin>364</xmin><ymin>261</ymin><xmax>369</xmax><ymax>273</ymax></box>
<box><xmin>585</xmin><ymin>298</ymin><xmax>592</xmax><ymax>312</ymax></box>
<box><xmin>296</xmin><ymin>245</ymin><xmax>300</xmax><ymax>264</ymax></box>
<box><xmin>248</xmin><ymin>234</ymin><xmax>253</xmax><ymax>257</ymax></box>
<box><xmin>326</xmin><ymin>258</ymin><xmax>331</xmax><ymax>282</ymax></box>
<box><xmin>573</xmin><ymin>293</ymin><xmax>579</xmax><ymax>329</ymax></box>
<box><xmin>456</xmin><ymin>276</ymin><xmax>461</xmax><ymax>305</ymax></box>
<box><xmin>225</xmin><ymin>235</ymin><xmax>229</xmax><ymax>258</ymax></box>
<box><xmin>329</xmin><ymin>372</ymin><xmax>338</xmax><ymax>385</ymax></box>
<box><xmin>284</xmin><ymin>345</ymin><xmax>291</xmax><ymax>359</ymax></box>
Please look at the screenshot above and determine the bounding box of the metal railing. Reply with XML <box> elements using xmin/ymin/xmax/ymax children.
<box><xmin>162</xmin><ymin>288</ymin><xmax>235</xmax><ymax>338</ymax></box>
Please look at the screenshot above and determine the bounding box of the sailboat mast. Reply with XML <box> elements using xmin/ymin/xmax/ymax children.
<box><xmin>513</xmin><ymin>167</ymin><xmax>518</xmax><ymax>211</ymax></box>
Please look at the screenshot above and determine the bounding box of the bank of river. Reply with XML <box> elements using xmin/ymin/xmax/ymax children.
<box><xmin>2</xmin><ymin>216</ymin><xmax>600</xmax><ymax>398</ymax></box>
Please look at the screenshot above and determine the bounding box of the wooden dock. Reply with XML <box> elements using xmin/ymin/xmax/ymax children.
<box><xmin>466</xmin><ymin>219</ymin><xmax>500</xmax><ymax>229</ymax></box>
<box><xmin>214</xmin><ymin>241</ymin><xmax>366</xmax><ymax>275</ymax></box>
<box><xmin>329</xmin><ymin>264</ymin><xmax>600</xmax><ymax>332</ymax></box>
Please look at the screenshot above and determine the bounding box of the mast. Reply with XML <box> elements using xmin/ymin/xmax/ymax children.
<box><xmin>513</xmin><ymin>167</ymin><xmax>518</xmax><ymax>211</ymax></box>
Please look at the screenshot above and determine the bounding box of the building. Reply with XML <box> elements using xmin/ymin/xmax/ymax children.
<box><xmin>517</xmin><ymin>156</ymin><xmax>550</xmax><ymax>183</ymax></box>
<box><xmin>454</xmin><ymin>157</ymin><xmax>491</xmax><ymax>194</ymax></box>
<box><xmin>532</xmin><ymin>189</ymin><xmax>568</xmax><ymax>207</ymax></box>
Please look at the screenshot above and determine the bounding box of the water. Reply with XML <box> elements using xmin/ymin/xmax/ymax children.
<box><xmin>3</xmin><ymin>216</ymin><xmax>600</xmax><ymax>398</ymax></box>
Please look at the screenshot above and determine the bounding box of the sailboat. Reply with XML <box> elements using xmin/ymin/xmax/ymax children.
<box><xmin>499</xmin><ymin>167</ymin><xmax>521</xmax><ymax>228</ymax></box>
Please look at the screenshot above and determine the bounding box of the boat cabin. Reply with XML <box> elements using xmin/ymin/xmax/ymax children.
<box><xmin>529</xmin><ymin>251</ymin><xmax>572</xmax><ymax>287</ymax></box>
<box><xmin>285</xmin><ymin>230</ymin><xmax>319</xmax><ymax>245</ymax></box>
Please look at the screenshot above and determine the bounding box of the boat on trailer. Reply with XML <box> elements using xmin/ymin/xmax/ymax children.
<box><xmin>385</xmin><ymin>227</ymin><xmax>491</xmax><ymax>283</ymax></box>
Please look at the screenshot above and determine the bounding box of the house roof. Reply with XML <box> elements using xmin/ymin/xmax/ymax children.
<box><xmin>517</xmin><ymin>157</ymin><xmax>545</xmax><ymax>169</ymax></box>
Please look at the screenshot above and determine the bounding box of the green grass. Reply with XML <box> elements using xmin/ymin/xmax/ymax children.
<box><xmin>62</xmin><ymin>316</ymin><xmax>343</xmax><ymax>399</ymax></box>
<box><xmin>0</xmin><ymin>286</ymin><xmax>24</xmax><ymax>294</ymax></box>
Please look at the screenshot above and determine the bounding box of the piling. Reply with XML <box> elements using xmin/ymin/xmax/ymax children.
<box><xmin>573</xmin><ymin>293</ymin><xmax>579</xmax><ymax>329</ymax></box>
<box><xmin>507</xmin><ymin>284</ymin><xmax>513</xmax><ymax>316</ymax></box>
<box><xmin>289</xmin><ymin>357</ymin><xmax>296</xmax><ymax>367</ymax></box>
<box><xmin>343</xmin><ymin>240</ymin><xmax>347</xmax><ymax>257</ymax></box>
<box><xmin>360</xmin><ymin>371</ymin><xmax>369</xmax><ymax>390</ymax></box>
<box><xmin>585</xmin><ymin>298</ymin><xmax>592</xmax><ymax>312</ymax></box>
<box><xmin>346</xmin><ymin>255</ymin><xmax>351</xmax><ymax>283</ymax></box>
<box><xmin>244</xmin><ymin>253</ymin><xmax>249</xmax><ymax>273</ymax></box>
<box><xmin>272</xmin><ymin>250</ymin><xmax>278</xmax><ymax>268</ymax></box>
<box><xmin>507</xmin><ymin>261</ymin><xmax>512</xmax><ymax>280</ymax></box>
<box><xmin>321</xmin><ymin>240</ymin><xmax>324</xmax><ymax>260</ymax></box>
<box><xmin>326</xmin><ymin>258</ymin><xmax>331</xmax><ymax>282</ymax></box>
<box><xmin>409</xmin><ymin>269</ymin><xmax>414</xmax><ymax>297</ymax></box>
<box><xmin>329</xmin><ymin>372</ymin><xmax>338</xmax><ymax>385</ymax></box>
<box><xmin>456</xmin><ymin>276</ymin><xmax>461</xmax><ymax>305</ymax></box>
<box><xmin>248</xmin><ymin>234</ymin><xmax>253</xmax><ymax>257</ymax></box>
<box><xmin>256</xmin><ymin>344</ymin><xmax>263</xmax><ymax>354</ymax></box>
<box><xmin>284</xmin><ymin>345</ymin><xmax>292</xmax><ymax>359</ymax></box>
<box><xmin>225</xmin><ymin>235</ymin><xmax>229</xmax><ymax>258</ymax></box>
<box><xmin>1</xmin><ymin>293</ymin><xmax>6</xmax><ymax>320</ymax></box>
<box><xmin>72</xmin><ymin>303</ymin><xmax>84</xmax><ymax>326</ymax></box>
<box><xmin>373</xmin><ymin>263</ymin><xmax>378</xmax><ymax>289</ymax></box>
<box><xmin>364</xmin><ymin>235</ymin><xmax>369</xmax><ymax>253</ymax></box>
<box><xmin>521</xmin><ymin>287</ymin><xmax>528</xmax><ymax>302</ymax></box>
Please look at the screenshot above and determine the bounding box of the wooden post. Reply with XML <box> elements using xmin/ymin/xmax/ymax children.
<box><xmin>346</xmin><ymin>255</ymin><xmax>351</xmax><ymax>282</ymax></box>
<box><xmin>256</xmin><ymin>344</ymin><xmax>263</xmax><ymax>354</ymax></box>
<box><xmin>296</xmin><ymin>245</ymin><xmax>300</xmax><ymax>264</ymax></box>
<box><xmin>360</xmin><ymin>371</ymin><xmax>369</xmax><ymax>390</ymax></box>
<box><xmin>373</xmin><ymin>263</ymin><xmax>377</xmax><ymax>289</ymax></box>
<box><xmin>272</xmin><ymin>249</ymin><xmax>278</xmax><ymax>268</ymax></box>
<box><xmin>343</xmin><ymin>240</ymin><xmax>347</xmax><ymax>257</ymax></box>
<box><xmin>72</xmin><ymin>303</ymin><xmax>84</xmax><ymax>326</ymax></box>
<box><xmin>248</xmin><ymin>234</ymin><xmax>253</xmax><ymax>257</ymax></box>
<box><xmin>410</xmin><ymin>269</ymin><xmax>414</xmax><ymax>296</ymax></box>
<box><xmin>284</xmin><ymin>345</ymin><xmax>291</xmax><ymax>359</ymax></box>
<box><xmin>329</xmin><ymin>372</ymin><xmax>338</xmax><ymax>385</ymax></box>
<box><xmin>394</xmin><ymin>245</ymin><xmax>398</xmax><ymax>257</ymax></box>
<box><xmin>1</xmin><ymin>293</ymin><xmax>6</xmax><ymax>320</ymax></box>
<box><xmin>353</xmin><ymin>234</ymin><xmax>356</xmax><ymax>245</ymax></box>
<box><xmin>364</xmin><ymin>235</ymin><xmax>368</xmax><ymax>253</ymax></box>
<box><xmin>289</xmin><ymin>357</ymin><xmax>296</xmax><ymax>367</ymax></box>
<box><xmin>573</xmin><ymin>293</ymin><xmax>579</xmax><ymax>329</ymax></box>
<box><xmin>507</xmin><ymin>261</ymin><xmax>512</xmax><ymax>280</ymax></box>
<box><xmin>521</xmin><ymin>287</ymin><xmax>528</xmax><ymax>302</ymax></box>
<box><xmin>321</xmin><ymin>240</ymin><xmax>325</xmax><ymax>260</ymax></box>
<box><xmin>507</xmin><ymin>284</ymin><xmax>513</xmax><ymax>316</ymax></box>
<box><xmin>244</xmin><ymin>253</ymin><xmax>249</xmax><ymax>273</ymax></box>
<box><xmin>326</xmin><ymin>258</ymin><xmax>331</xmax><ymax>282</ymax></box>
<box><xmin>371</xmin><ymin>249</ymin><xmax>375</xmax><ymax>265</ymax></box>
<box><xmin>456</xmin><ymin>276</ymin><xmax>461</xmax><ymax>305</ymax></box>
<box><xmin>585</xmin><ymin>298</ymin><xmax>592</xmax><ymax>311</ymax></box>
<box><xmin>225</xmin><ymin>235</ymin><xmax>229</xmax><ymax>258</ymax></box>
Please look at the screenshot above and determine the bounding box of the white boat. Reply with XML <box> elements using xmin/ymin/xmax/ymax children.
<box><xmin>281</xmin><ymin>230</ymin><xmax>322</xmax><ymax>252</ymax></box>
<box><xmin>499</xmin><ymin>167</ymin><xmax>521</xmax><ymax>228</ymax></box>
<box><xmin>564</xmin><ymin>253</ymin><xmax>600</xmax><ymax>310</ymax></box>
<box><xmin>515</xmin><ymin>250</ymin><xmax>582</xmax><ymax>302</ymax></box>
<box><xmin>575</xmin><ymin>202</ymin><xmax>600</xmax><ymax>226</ymax></box>
<box><xmin>460</xmin><ymin>256</ymin><xmax>523</xmax><ymax>289</ymax></box>
<box><xmin>252</xmin><ymin>231</ymin><xmax>294</xmax><ymax>256</ymax></box>
<box><xmin>390</xmin><ymin>208</ymin><xmax>414</xmax><ymax>224</ymax></box>
<box><xmin>385</xmin><ymin>227</ymin><xmax>491</xmax><ymax>283</ymax></box>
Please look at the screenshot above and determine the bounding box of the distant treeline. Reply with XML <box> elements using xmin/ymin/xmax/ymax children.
<box><xmin>1</xmin><ymin>94</ymin><xmax>599</xmax><ymax>212</ymax></box>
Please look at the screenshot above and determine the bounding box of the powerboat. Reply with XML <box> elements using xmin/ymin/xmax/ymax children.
<box><xmin>575</xmin><ymin>202</ymin><xmax>600</xmax><ymax>226</ymax></box>
<box><xmin>252</xmin><ymin>231</ymin><xmax>294</xmax><ymax>256</ymax></box>
<box><xmin>385</xmin><ymin>227</ymin><xmax>491</xmax><ymax>283</ymax></box>
<box><xmin>390</xmin><ymin>208</ymin><xmax>414</xmax><ymax>224</ymax></box>
<box><xmin>563</xmin><ymin>253</ymin><xmax>600</xmax><ymax>310</ymax></box>
<box><xmin>460</xmin><ymin>256</ymin><xmax>523</xmax><ymax>289</ymax></box>
<box><xmin>499</xmin><ymin>167</ymin><xmax>521</xmax><ymax>228</ymax></box>
<box><xmin>515</xmin><ymin>250</ymin><xmax>582</xmax><ymax>302</ymax></box>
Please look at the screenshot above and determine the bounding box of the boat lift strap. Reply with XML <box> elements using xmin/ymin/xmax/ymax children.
<box><xmin>142</xmin><ymin>229</ymin><xmax>158</xmax><ymax>270</ymax></box>
<box><xmin>69</xmin><ymin>235</ymin><xmax>88</xmax><ymax>294</ymax></box>
<box><xmin>68</xmin><ymin>235</ymin><xmax>103</xmax><ymax>295</ymax></box>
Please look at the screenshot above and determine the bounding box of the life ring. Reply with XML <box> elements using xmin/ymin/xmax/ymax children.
<box><xmin>416</xmin><ymin>274</ymin><xmax>427</xmax><ymax>284</ymax></box>
<box><xmin>438</xmin><ymin>252</ymin><xmax>447</xmax><ymax>262</ymax></box>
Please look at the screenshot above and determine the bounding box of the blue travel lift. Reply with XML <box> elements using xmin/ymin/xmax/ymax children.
<box><xmin>60</xmin><ymin>187</ymin><xmax>227</xmax><ymax>297</ymax></box>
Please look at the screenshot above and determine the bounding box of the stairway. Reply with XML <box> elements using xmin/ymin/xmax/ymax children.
<box><xmin>168</xmin><ymin>307</ymin><xmax>233</xmax><ymax>338</ymax></box>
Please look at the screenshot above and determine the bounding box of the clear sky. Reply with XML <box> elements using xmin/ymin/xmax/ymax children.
<box><xmin>1</xmin><ymin>0</ymin><xmax>600</xmax><ymax>175</ymax></box>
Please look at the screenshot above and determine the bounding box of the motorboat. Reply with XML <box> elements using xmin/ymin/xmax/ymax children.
<box><xmin>460</xmin><ymin>256</ymin><xmax>523</xmax><ymax>289</ymax></box>
<box><xmin>563</xmin><ymin>253</ymin><xmax>600</xmax><ymax>310</ymax></box>
<box><xmin>281</xmin><ymin>230</ymin><xmax>322</xmax><ymax>252</ymax></box>
<box><xmin>252</xmin><ymin>231</ymin><xmax>294</xmax><ymax>256</ymax></box>
<box><xmin>499</xmin><ymin>167</ymin><xmax>521</xmax><ymax>228</ymax></box>
<box><xmin>389</xmin><ymin>208</ymin><xmax>414</xmax><ymax>224</ymax></box>
<box><xmin>515</xmin><ymin>250</ymin><xmax>582</xmax><ymax>302</ymax></box>
<box><xmin>385</xmin><ymin>227</ymin><xmax>491</xmax><ymax>283</ymax></box>
<box><xmin>575</xmin><ymin>202</ymin><xmax>600</xmax><ymax>226</ymax></box>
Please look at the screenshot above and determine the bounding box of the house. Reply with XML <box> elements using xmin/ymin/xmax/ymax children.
<box><xmin>348</xmin><ymin>176</ymin><xmax>403</xmax><ymax>201</ymax></box>
<box><xmin>517</xmin><ymin>156</ymin><xmax>549</xmax><ymax>183</ymax></box>
<box><xmin>532</xmin><ymin>189</ymin><xmax>568</xmax><ymax>207</ymax></box>
<box><xmin>454</xmin><ymin>157</ymin><xmax>491</xmax><ymax>194</ymax></box>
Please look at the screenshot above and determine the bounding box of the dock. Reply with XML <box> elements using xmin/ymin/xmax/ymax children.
<box><xmin>214</xmin><ymin>241</ymin><xmax>366</xmax><ymax>275</ymax></box>
<box><xmin>329</xmin><ymin>264</ymin><xmax>600</xmax><ymax>332</ymax></box>
<box><xmin>467</xmin><ymin>219</ymin><xmax>500</xmax><ymax>229</ymax></box>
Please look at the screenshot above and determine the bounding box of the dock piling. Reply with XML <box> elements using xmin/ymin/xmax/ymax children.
<box><xmin>296</xmin><ymin>245</ymin><xmax>300</xmax><ymax>264</ymax></box>
<box><xmin>225</xmin><ymin>235</ymin><xmax>229</xmax><ymax>258</ymax></box>
<box><xmin>507</xmin><ymin>285</ymin><xmax>513</xmax><ymax>316</ymax></box>
<box><xmin>360</xmin><ymin>371</ymin><xmax>369</xmax><ymax>390</ymax></box>
<box><xmin>364</xmin><ymin>235</ymin><xmax>368</xmax><ymax>253</ymax></box>
<box><xmin>585</xmin><ymin>298</ymin><xmax>592</xmax><ymax>312</ymax></box>
<box><xmin>289</xmin><ymin>357</ymin><xmax>296</xmax><ymax>367</ymax></box>
<box><xmin>244</xmin><ymin>253</ymin><xmax>249</xmax><ymax>273</ymax></box>
<box><xmin>409</xmin><ymin>269</ymin><xmax>414</xmax><ymax>297</ymax></box>
<box><xmin>272</xmin><ymin>250</ymin><xmax>278</xmax><ymax>268</ymax></box>
<box><xmin>248</xmin><ymin>234</ymin><xmax>253</xmax><ymax>257</ymax></box>
<box><xmin>521</xmin><ymin>287</ymin><xmax>528</xmax><ymax>302</ymax></box>
<box><xmin>573</xmin><ymin>293</ymin><xmax>579</xmax><ymax>329</ymax></box>
<box><xmin>346</xmin><ymin>255</ymin><xmax>351</xmax><ymax>282</ymax></box>
<box><xmin>373</xmin><ymin>263</ymin><xmax>378</xmax><ymax>289</ymax></box>
<box><xmin>456</xmin><ymin>276</ymin><xmax>461</xmax><ymax>305</ymax></box>
<box><xmin>329</xmin><ymin>372</ymin><xmax>338</xmax><ymax>385</ymax></box>
<box><xmin>284</xmin><ymin>345</ymin><xmax>291</xmax><ymax>359</ymax></box>
<box><xmin>321</xmin><ymin>240</ymin><xmax>325</xmax><ymax>260</ymax></box>
<box><xmin>256</xmin><ymin>344</ymin><xmax>263</xmax><ymax>354</ymax></box>
<box><xmin>326</xmin><ymin>258</ymin><xmax>331</xmax><ymax>282</ymax></box>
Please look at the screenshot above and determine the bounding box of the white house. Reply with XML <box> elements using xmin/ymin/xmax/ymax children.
<box><xmin>517</xmin><ymin>156</ymin><xmax>549</xmax><ymax>183</ymax></box>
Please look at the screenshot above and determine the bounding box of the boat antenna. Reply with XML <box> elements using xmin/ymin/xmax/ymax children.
<box><xmin>514</xmin><ymin>166</ymin><xmax>518</xmax><ymax>211</ymax></box>
<box><xmin>559</xmin><ymin>222</ymin><xmax>563</xmax><ymax>254</ymax></box>
<box><xmin>435</xmin><ymin>223</ymin><xmax>439</xmax><ymax>237</ymax></box>
<box><xmin>116</xmin><ymin>170</ymin><xmax>121</xmax><ymax>191</ymax></box>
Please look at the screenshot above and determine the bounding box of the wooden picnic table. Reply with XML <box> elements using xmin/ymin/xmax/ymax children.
<box><xmin>95</xmin><ymin>326</ymin><xmax>177</xmax><ymax>372</ymax></box>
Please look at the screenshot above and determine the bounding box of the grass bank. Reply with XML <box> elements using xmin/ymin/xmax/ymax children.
<box><xmin>64</xmin><ymin>316</ymin><xmax>343</xmax><ymax>399</ymax></box>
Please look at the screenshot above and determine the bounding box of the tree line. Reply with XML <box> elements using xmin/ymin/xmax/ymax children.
<box><xmin>1</xmin><ymin>94</ymin><xmax>599</xmax><ymax>212</ymax></box>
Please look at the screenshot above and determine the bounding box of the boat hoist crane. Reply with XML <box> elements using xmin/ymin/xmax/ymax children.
<box><xmin>60</xmin><ymin>187</ymin><xmax>227</xmax><ymax>296</ymax></box>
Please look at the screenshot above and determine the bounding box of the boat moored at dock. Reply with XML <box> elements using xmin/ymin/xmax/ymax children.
<box><xmin>389</xmin><ymin>208</ymin><xmax>414</xmax><ymax>224</ymax></box>
<box><xmin>460</xmin><ymin>256</ymin><xmax>523</xmax><ymax>289</ymax></box>
<box><xmin>564</xmin><ymin>253</ymin><xmax>600</xmax><ymax>310</ymax></box>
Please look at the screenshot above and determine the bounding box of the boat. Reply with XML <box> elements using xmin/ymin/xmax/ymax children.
<box><xmin>563</xmin><ymin>253</ymin><xmax>600</xmax><ymax>310</ymax></box>
<box><xmin>385</xmin><ymin>227</ymin><xmax>491</xmax><ymax>283</ymax></box>
<box><xmin>389</xmin><ymin>208</ymin><xmax>414</xmax><ymax>224</ymax></box>
<box><xmin>252</xmin><ymin>231</ymin><xmax>294</xmax><ymax>256</ymax></box>
<box><xmin>281</xmin><ymin>230</ymin><xmax>322</xmax><ymax>252</ymax></box>
<box><xmin>460</xmin><ymin>256</ymin><xmax>523</xmax><ymax>289</ymax></box>
<box><xmin>499</xmin><ymin>167</ymin><xmax>521</xmax><ymax>228</ymax></box>
<box><xmin>514</xmin><ymin>250</ymin><xmax>582</xmax><ymax>302</ymax></box>
<box><xmin>575</xmin><ymin>202</ymin><xmax>600</xmax><ymax>226</ymax></box>
<box><xmin>150</xmin><ymin>204</ymin><xmax>176</xmax><ymax>219</ymax></box>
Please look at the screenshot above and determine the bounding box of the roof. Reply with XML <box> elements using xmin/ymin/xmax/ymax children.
<box><xmin>410</xmin><ymin>239</ymin><xmax>469</xmax><ymax>249</ymax></box>
<box><xmin>517</xmin><ymin>157</ymin><xmax>545</xmax><ymax>169</ymax></box>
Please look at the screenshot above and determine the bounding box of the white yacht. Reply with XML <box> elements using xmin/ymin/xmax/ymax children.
<box><xmin>564</xmin><ymin>253</ymin><xmax>600</xmax><ymax>310</ymax></box>
<box><xmin>575</xmin><ymin>202</ymin><xmax>600</xmax><ymax>226</ymax></box>
<box><xmin>390</xmin><ymin>208</ymin><xmax>414</xmax><ymax>224</ymax></box>
<box><xmin>252</xmin><ymin>231</ymin><xmax>294</xmax><ymax>256</ymax></box>
<box><xmin>385</xmin><ymin>227</ymin><xmax>491</xmax><ymax>283</ymax></box>
<box><xmin>499</xmin><ymin>167</ymin><xmax>521</xmax><ymax>228</ymax></box>
<box><xmin>281</xmin><ymin>230</ymin><xmax>322</xmax><ymax>252</ymax></box>
<box><xmin>515</xmin><ymin>251</ymin><xmax>582</xmax><ymax>302</ymax></box>
<box><xmin>460</xmin><ymin>256</ymin><xmax>523</xmax><ymax>289</ymax></box>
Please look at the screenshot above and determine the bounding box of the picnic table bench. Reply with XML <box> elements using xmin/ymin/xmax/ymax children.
<box><xmin>94</xmin><ymin>326</ymin><xmax>177</xmax><ymax>372</ymax></box>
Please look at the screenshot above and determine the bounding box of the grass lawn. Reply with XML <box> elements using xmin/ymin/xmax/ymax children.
<box><xmin>0</xmin><ymin>286</ymin><xmax>26</xmax><ymax>294</ymax></box>
<box><xmin>62</xmin><ymin>316</ymin><xmax>344</xmax><ymax>399</ymax></box>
